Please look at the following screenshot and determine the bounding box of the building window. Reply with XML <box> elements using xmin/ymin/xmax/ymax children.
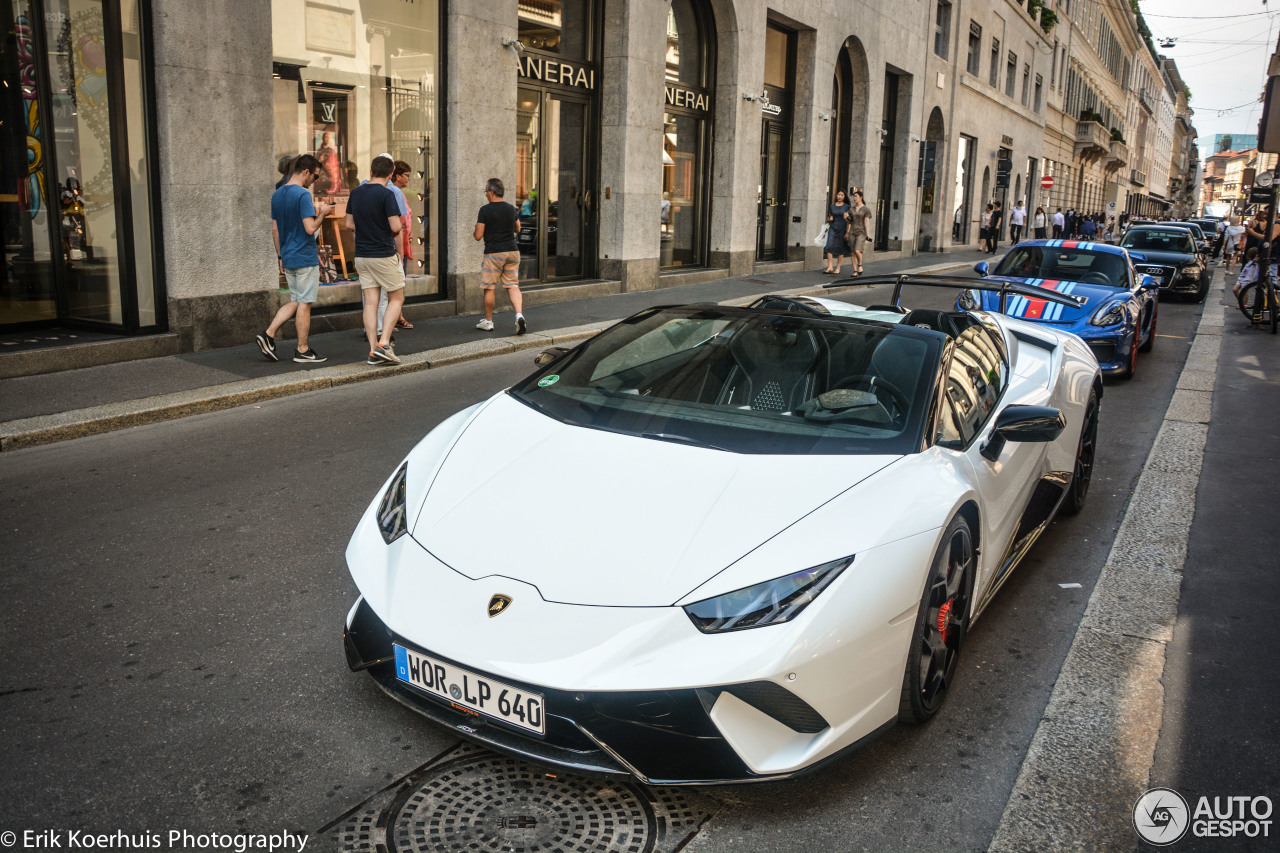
<box><xmin>990</xmin><ymin>38</ymin><xmax>1001</xmax><ymax>87</ymax></box>
<box><xmin>662</xmin><ymin>0</ymin><xmax>715</xmax><ymax>269</ymax></box>
<box><xmin>967</xmin><ymin>21</ymin><xmax>982</xmax><ymax>75</ymax></box>
<box><xmin>1022</xmin><ymin>63</ymin><xmax>1031</xmax><ymax>106</ymax></box>
<box><xmin>1034</xmin><ymin>74</ymin><xmax>1043</xmax><ymax>112</ymax></box>
<box><xmin>935</xmin><ymin>0</ymin><xmax>952</xmax><ymax>59</ymax></box>
<box><xmin>271</xmin><ymin>0</ymin><xmax>443</xmax><ymax>299</ymax></box>
<box><xmin>1006</xmin><ymin>52</ymin><xmax>1017</xmax><ymax>98</ymax></box>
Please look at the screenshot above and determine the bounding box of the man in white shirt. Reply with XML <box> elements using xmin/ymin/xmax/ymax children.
<box><xmin>1052</xmin><ymin>208</ymin><xmax>1065</xmax><ymax>239</ymax></box>
<box><xmin>1009</xmin><ymin>201</ymin><xmax>1027</xmax><ymax>244</ymax></box>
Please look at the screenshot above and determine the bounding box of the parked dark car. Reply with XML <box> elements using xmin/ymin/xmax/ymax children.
<box><xmin>1119</xmin><ymin>225</ymin><xmax>1210</xmax><ymax>302</ymax></box>
<box><xmin>1156</xmin><ymin>221</ymin><xmax>1210</xmax><ymax>256</ymax></box>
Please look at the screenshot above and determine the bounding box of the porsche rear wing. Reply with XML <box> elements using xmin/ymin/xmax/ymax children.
<box><xmin>823</xmin><ymin>273</ymin><xmax>1086</xmax><ymax>313</ymax></box>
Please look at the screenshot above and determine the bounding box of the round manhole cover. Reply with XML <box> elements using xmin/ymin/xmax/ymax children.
<box><xmin>391</xmin><ymin>752</ymin><xmax>657</xmax><ymax>853</ymax></box>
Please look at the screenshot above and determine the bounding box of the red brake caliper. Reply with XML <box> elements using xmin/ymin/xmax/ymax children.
<box><xmin>937</xmin><ymin>599</ymin><xmax>953</xmax><ymax>644</ymax></box>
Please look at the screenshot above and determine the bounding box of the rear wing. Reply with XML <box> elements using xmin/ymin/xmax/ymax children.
<box><xmin>823</xmin><ymin>273</ymin><xmax>1086</xmax><ymax>313</ymax></box>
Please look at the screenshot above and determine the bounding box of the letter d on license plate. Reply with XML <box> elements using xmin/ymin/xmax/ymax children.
<box><xmin>393</xmin><ymin>644</ymin><xmax>545</xmax><ymax>735</ymax></box>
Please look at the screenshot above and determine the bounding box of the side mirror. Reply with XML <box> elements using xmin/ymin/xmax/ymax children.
<box><xmin>974</xmin><ymin>261</ymin><xmax>990</xmax><ymax>277</ymax></box>
<box><xmin>980</xmin><ymin>405</ymin><xmax>1066</xmax><ymax>461</ymax></box>
<box><xmin>1139</xmin><ymin>275</ymin><xmax>1160</xmax><ymax>291</ymax></box>
<box><xmin>533</xmin><ymin>347</ymin><xmax>569</xmax><ymax>366</ymax></box>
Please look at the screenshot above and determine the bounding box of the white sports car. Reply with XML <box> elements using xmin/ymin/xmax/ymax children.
<box><xmin>343</xmin><ymin>277</ymin><xmax>1101</xmax><ymax>784</ymax></box>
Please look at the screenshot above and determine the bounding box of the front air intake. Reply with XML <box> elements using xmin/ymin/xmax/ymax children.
<box><xmin>723</xmin><ymin>682</ymin><xmax>829</xmax><ymax>733</ymax></box>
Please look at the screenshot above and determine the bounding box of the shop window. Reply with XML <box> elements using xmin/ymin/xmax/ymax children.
<box><xmin>662</xmin><ymin>0</ymin><xmax>714</xmax><ymax>269</ymax></box>
<box><xmin>270</xmin><ymin>0</ymin><xmax>441</xmax><ymax>302</ymax></box>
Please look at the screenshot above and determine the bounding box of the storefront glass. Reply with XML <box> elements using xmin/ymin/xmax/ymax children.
<box><xmin>516</xmin><ymin>0</ymin><xmax>597</xmax><ymax>285</ymax></box>
<box><xmin>1</xmin><ymin>0</ymin><xmax>160</xmax><ymax>332</ymax></box>
<box><xmin>662</xmin><ymin>0</ymin><xmax>712</xmax><ymax>269</ymax></box>
<box><xmin>270</xmin><ymin>0</ymin><xmax>441</xmax><ymax>304</ymax></box>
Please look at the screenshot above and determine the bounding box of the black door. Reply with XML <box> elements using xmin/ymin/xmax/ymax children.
<box><xmin>757</xmin><ymin>120</ymin><xmax>788</xmax><ymax>261</ymax></box>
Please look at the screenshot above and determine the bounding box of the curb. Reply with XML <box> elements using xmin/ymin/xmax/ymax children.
<box><xmin>0</xmin><ymin>260</ymin><xmax>973</xmax><ymax>452</ymax></box>
<box><xmin>987</xmin><ymin>287</ymin><xmax>1224</xmax><ymax>851</ymax></box>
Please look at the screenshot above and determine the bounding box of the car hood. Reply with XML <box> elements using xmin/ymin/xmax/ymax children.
<box><xmin>1125</xmin><ymin>249</ymin><xmax>1194</xmax><ymax>266</ymax></box>
<box><xmin>409</xmin><ymin>393</ymin><xmax>900</xmax><ymax>607</ymax></box>
<box><xmin>981</xmin><ymin>276</ymin><xmax>1120</xmax><ymax>323</ymax></box>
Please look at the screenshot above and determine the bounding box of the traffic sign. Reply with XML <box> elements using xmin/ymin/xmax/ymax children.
<box><xmin>1041</xmin><ymin>176</ymin><xmax>1054</xmax><ymax>190</ymax></box>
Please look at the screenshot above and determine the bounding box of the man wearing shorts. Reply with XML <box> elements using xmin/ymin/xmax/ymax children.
<box><xmin>346</xmin><ymin>155</ymin><xmax>404</xmax><ymax>364</ymax></box>
<box><xmin>258</xmin><ymin>154</ymin><xmax>331</xmax><ymax>364</ymax></box>
<box><xmin>474</xmin><ymin>178</ymin><xmax>526</xmax><ymax>334</ymax></box>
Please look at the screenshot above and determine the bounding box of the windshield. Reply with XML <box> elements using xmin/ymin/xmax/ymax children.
<box><xmin>1122</xmin><ymin>229</ymin><xmax>1195</xmax><ymax>254</ymax></box>
<box><xmin>510</xmin><ymin>307</ymin><xmax>943</xmax><ymax>455</ymax></box>
<box><xmin>993</xmin><ymin>245</ymin><xmax>1127</xmax><ymax>287</ymax></box>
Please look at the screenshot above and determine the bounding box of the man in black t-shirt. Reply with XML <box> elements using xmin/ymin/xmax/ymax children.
<box><xmin>473</xmin><ymin>178</ymin><xmax>527</xmax><ymax>334</ymax></box>
<box><xmin>345</xmin><ymin>155</ymin><xmax>404</xmax><ymax>364</ymax></box>
<box><xmin>989</xmin><ymin>201</ymin><xmax>1004</xmax><ymax>255</ymax></box>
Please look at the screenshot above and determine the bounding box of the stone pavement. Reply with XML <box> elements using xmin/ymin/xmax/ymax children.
<box><xmin>0</xmin><ymin>249</ymin><xmax>988</xmax><ymax>450</ymax></box>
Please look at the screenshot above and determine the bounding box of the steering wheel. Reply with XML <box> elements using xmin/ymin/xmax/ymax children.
<box><xmin>832</xmin><ymin>374</ymin><xmax>910</xmax><ymax>420</ymax></box>
<box><xmin>1080</xmin><ymin>272</ymin><xmax>1114</xmax><ymax>286</ymax></box>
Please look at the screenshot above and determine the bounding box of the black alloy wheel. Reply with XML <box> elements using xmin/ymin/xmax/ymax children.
<box><xmin>1115</xmin><ymin>332</ymin><xmax>1138</xmax><ymax>380</ymax></box>
<box><xmin>1063</xmin><ymin>389</ymin><xmax>1099</xmax><ymax>515</ymax></box>
<box><xmin>899</xmin><ymin>515</ymin><xmax>975</xmax><ymax>724</ymax></box>
<box><xmin>1138</xmin><ymin>303</ymin><xmax>1157</xmax><ymax>353</ymax></box>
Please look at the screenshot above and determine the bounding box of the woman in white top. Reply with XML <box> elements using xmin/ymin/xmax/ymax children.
<box><xmin>979</xmin><ymin>204</ymin><xmax>993</xmax><ymax>252</ymax></box>
<box><xmin>1033</xmin><ymin>207</ymin><xmax>1048</xmax><ymax>240</ymax></box>
<box><xmin>1223</xmin><ymin>215</ymin><xmax>1246</xmax><ymax>274</ymax></box>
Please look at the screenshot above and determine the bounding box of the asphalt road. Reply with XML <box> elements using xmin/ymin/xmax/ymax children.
<box><xmin>0</xmin><ymin>283</ymin><xmax>1205</xmax><ymax>852</ymax></box>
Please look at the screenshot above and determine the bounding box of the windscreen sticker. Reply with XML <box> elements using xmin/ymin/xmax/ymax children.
<box><xmin>538</xmin><ymin>375</ymin><xmax>560</xmax><ymax>387</ymax></box>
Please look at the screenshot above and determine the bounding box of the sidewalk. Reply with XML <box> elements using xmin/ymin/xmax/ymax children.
<box><xmin>0</xmin><ymin>249</ymin><xmax>988</xmax><ymax>451</ymax></box>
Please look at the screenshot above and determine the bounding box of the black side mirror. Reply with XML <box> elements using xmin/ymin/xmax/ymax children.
<box><xmin>534</xmin><ymin>347</ymin><xmax>569</xmax><ymax>366</ymax></box>
<box><xmin>974</xmin><ymin>261</ymin><xmax>990</xmax><ymax>277</ymax></box>
<box><xmin>980</xmin><ymin>405</ymin><xmax>1066</xmax><ymax>461</ymax></box>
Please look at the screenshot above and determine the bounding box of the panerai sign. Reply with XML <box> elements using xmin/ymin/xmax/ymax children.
<box><xmin>518</xmin><ymin>55</ymin><xmax>595</xmax><ymax>90</ymax></box>
<box><xmin>665</xmin><ymin>85</ymin><xmax>710</xmax><ymax>113</ymax></box>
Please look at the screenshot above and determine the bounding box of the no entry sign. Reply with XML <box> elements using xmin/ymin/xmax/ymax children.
<box><xmin>1041</xmin><ymin>176</ymin><xmax>1055</xmax><ymax>189</ymax></box>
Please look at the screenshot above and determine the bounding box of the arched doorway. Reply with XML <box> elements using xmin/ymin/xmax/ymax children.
<box><xmin>663</xmin><ymin>0</ymin><xmax>716</xmax><ymax>269</ymax></box>
<box><xmin>828</xmin><ymin>48</ymin><xmax>853</xmax><ymax>199</ymax></box>
<box><xmin>920</xmin><ymin>107</ymin><xmax>945</xmax><ymax>251</ymax></box>
<box><xmin>842</xmin><ymin>38</ymin><xmax>871</xmax><ymax>196</ymax></box>
<box><xmin>980</xmin><ymin>165</ymin><xmax>991</xmax><ymax>246</ymax></box>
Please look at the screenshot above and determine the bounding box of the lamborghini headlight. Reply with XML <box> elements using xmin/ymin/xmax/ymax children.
<box><xmin>376</xmin><ymin>463</ymin><xmax>408</xmax><ymax>544</ymax></box>
<box><xmin>1089</xmin><ymin>300</ymin><xmax>1126</xmax><ymax>327</ymax></box>
<box><xmin>683</xmin><ymin>556</ymin><xmax>853</xmax><ymax>633</ymax></box>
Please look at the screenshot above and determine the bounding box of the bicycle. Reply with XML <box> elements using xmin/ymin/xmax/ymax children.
<box><xmin>1236</xmin><ymin>259</ymin><xmax>1280</xmax><ymax>334</ymax></box>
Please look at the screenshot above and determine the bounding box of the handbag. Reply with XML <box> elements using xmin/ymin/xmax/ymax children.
<box><xmin>813</xmin><ymin>222</ymin><xmax>830</xmax><ymax>247</ymax></box>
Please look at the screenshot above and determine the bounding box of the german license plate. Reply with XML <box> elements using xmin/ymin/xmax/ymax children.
<box><xmin>393</xmin><ymin>644</ymin><xmax>545</xmax><ymax>735</ymax></box>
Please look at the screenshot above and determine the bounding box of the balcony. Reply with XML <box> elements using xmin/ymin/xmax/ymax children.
<box><xmin>1138</xmin><ymin>91</ymin><xmax>1154</xmax><ymax>116</ymax></box>
<box><xmin>1130</xmin><ymin>169</ymin><xmax>1147</xmax><ymax>187</ymax></box>
<box><xmin>1105</xmin><ymin>140</ymin><xmax>1128</xmax><ymax>171</ymax></box>
<box><xmin>1074</xmin><ymin>120</ymin><xmax>1111</xmax><ymax>162</ymax></box>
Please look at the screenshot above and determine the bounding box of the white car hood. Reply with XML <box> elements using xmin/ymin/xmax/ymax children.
<box><xmin>410</xmin><ymin>393</ymin><xmax>899</xmax><ymax>607</ymax></box>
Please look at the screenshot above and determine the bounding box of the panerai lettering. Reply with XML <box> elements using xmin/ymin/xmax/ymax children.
<box><xmin>518</xmin><ymin>56</ymin><xmax>595</xmax><ymax>90</ymax></box>
<box><xmin>665</xmin><ymin>86</ymin><xmax>709</xmax><ymax>112</ymax></box>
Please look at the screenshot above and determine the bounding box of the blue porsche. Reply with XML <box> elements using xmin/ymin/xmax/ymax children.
<box><xmin>960</xmin><ymin>239</ymin><xmax>1160</xmax><ymax>380</ymax></box>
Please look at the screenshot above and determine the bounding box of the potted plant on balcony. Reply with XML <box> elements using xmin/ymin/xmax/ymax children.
<box><xmin>1110</xmin><ymin>128</ymin><xmax>1125</xmax><ymax>143</ymax></box>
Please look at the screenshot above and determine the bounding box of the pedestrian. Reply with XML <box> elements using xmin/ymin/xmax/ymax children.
<box><xmin>1079</xmin><ymin>215</ymin><xmax>1097</xmax><ymax>240</ymax></box>
<box><xmin>1033</xmin><ymin>206</ymin><xmax>1047</xmax><ymax>240</ymax></box>
<box><xmin>979</xmin><ymin>203</ymin><xmax>993</xmax><ymax>252</ymax></box>
<box><xmin>1223</xmin><ymin>215</ymin><xmax>1246</xmax><ymax>273</ymax></box>
<box><xmin>847</xmin><ymin>188</ymin><xmax>873</xmax><ymax>275</ymax></box>
<box><xmin>1243</xmin><ymin>207</ymin><xmax>1271</xmax><ymax>257</ymax></box>
<box><xmin>1009</xmin><ymin>200</ymin><xmax>1026</xmax><ymax>244</ymax></box>
<box><xmin>822</xmin><ymin>189</ymin><xmax>852</xmax><ymax>274</ymax></box>
<box><xmin>1104</xmin><ymin>215</ymin><xmax>1115</xmax><ymax>242</ymax></box>
<box><xmin>390</xmin><ymin>159</ymin><xmax>415</xmax><ymax>328</ymax></box>
<box><xmin>1065</xmin><ymin>208</ymin><xmax>1076</xmax><ymax>239</ymax></box>
<box><xmin>1052</xmin><ymin>207</ymin><xmax>1064</xmax><ymax>239</ymax></box>
<box><xmin>988</xmin><ymin>201</ymin><xmax>1003</xmax><ymax>254</ymax></box>
<box><xmin>275</xmin><ymin>155</ymin><xmax>295</xmax><ymax>191</ymax></box>
<box><xmin>474</xmin><ymin>177</ymin><xmax>528</xmax><ymax>334</ymax></box>
<box><xmin>346</xmin><ymin>154</ymin><xmax>405</xmax><ymax>365</ymax></box>
<box><xmin>1234</xmin><ymin>246</ymin><xmax>1262</xmax><ymax>300</ymax></box>
<box><xmin>257</xmin><ymin>154</ymin><xmax>332</xmax><ymax>364</ymax></box>
<box><xmin>1213</xmin><ymin>218</ymin><xmax>1227</xmax><ymax>259</ymax></box>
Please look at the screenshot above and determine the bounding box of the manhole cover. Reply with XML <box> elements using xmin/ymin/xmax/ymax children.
<box><xmin>326</xmin><ymin>744</ymin><xmax>712</xmax><ymax>853</ymax></box>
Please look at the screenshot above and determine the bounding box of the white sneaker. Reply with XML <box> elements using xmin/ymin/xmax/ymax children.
<box><xmin>476</xmin><ymin>319</ymin><xmax>495</xmax><ymax>331</ymax></box>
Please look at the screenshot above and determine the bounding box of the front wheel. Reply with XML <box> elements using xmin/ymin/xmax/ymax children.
<box><xmin>1238</xmin><ymin>283</ymin><xmax>1267</xmax><ymax>325</ymax></box>
<box><xmin>898</xmin><ymin>515</ymin><xmax>975</xmax><ymax>724</ymax></box>
<box><xmin>1138</xmin><ymin>304</ymin><xmax>1157</xmax><ymax>353</ymax></box>
<box><xmin>1062</xmin><ymin>389</ymin><xmax>1099</xmax><ymax>515</ymax></box>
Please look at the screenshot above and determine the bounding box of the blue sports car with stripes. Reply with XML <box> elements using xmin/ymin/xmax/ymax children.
<box><xmin>960</xmin><ymin>239</ymin><xmax>1160</xmax><ymax>380</ymax></box>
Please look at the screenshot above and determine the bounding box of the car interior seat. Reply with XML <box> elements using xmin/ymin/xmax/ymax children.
<box><xmin>719</xmin><ymin>322</ymin><xmax>822</xmax><ymax>411</ymax></box>
<box><xmin>899</xmin><ymin>308</ymin><xmax>961</xmax><ymax>337</ymax></box>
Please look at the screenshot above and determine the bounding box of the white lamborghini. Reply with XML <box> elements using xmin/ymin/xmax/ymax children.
<box><xmin>343</xmin><ymin>277</ymin><xmax>1101</xmax><ymax>784</ymax></box>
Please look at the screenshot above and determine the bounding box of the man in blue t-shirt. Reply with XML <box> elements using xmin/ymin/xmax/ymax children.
<box><xmin>257</xmin><ymin>154</ymin><xmax>332</xmax><ymax>364</ymax></box>
<box><xmin>346</xmin><ymin>155</ymin><xmax>405</xmax><ymax>364</ymax></box>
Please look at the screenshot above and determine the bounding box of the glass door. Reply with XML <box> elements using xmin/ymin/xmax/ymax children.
<box><xmin>757</xmin><ymin>122</ymin><xmax>785</xmax><ymax>261</ymax></box>
<box><xmin>516</xmin><ymin>88</ymin><xmax>593</xmax><ymax>284</ymax></box>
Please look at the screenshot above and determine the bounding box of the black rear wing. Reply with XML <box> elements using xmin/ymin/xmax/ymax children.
<box><xmin>823</xmin><ymin>273</ymin><xmax>1086</xmax><ymax>313</ymax></box>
